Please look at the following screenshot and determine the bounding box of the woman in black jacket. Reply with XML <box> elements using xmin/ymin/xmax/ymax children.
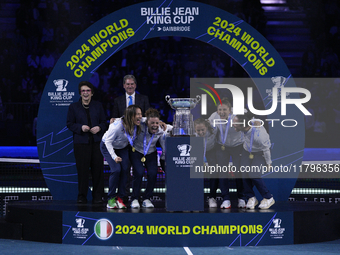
<box><xmin>67</xmin><ymin>81</ymin><xmax>107</xmax><ymax>204</ymax></box>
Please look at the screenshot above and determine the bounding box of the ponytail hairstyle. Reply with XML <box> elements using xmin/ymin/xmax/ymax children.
<box><xmin>123</xmin><ymin>105</ymin><xmax>142</xmax><ymax>135</ymax></box>
<box><xmin>220</xmin><ymin>97</ymin><xmax>232</xmax><ymax>110</ymax></box>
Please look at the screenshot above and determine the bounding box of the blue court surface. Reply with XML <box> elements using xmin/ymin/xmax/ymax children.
<box><xmin>1</xmin><ymin>238</ymin><xmax>340</xmax><ymax>255</ymax></box>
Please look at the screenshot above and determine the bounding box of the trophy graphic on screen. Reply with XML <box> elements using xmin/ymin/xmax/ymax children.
<box><xmin>165</xmin><ymin>95</ymin><xmax>200</xmax><ymax>136</ymax></box>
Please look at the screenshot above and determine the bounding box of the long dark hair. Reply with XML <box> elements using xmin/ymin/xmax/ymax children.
<box><xmin>123</xmin><ymin>105</ymin><xmax>142</xmax><ymax>135</ymax></box>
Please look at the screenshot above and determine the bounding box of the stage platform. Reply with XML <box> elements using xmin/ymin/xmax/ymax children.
<box><xmin>3</xmin><ymin>200</ymin><xmax>340</xmax><ymax>247</ymax></box>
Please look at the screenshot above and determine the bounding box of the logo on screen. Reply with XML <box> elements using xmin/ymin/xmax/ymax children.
<box><xmin>53</xmin><ymin>79</ymin><xmax>68</xmax><ymax>91</ymax></box>
<box><xmin>76</xmin><ymin>218</ymin><xmax>85</xmax><ymax>228</ymax></box>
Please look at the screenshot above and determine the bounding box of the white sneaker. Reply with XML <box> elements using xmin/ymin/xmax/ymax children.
<box><xmin>208</xmin><ymin>198</ymin><xmax>217</xmax><ymax>208</ymax></box>
<box><xmin>220</xmin><ymin>200</ymin><xmax>231</xmax><ymax>209</ymax></box>
<box><xmin>131</xmin><ymin>199</ymin><xmax>140</xmax><ymax>208</ymax></box>
<box><xmin>258</xmin><ymin>197</ymin><xmax>275</xmax><ymax>209</ymax></box>
<box><xmin>238</xmin><ymin>199</ymin><xmax>246</xmax><ymax>208</ymax></box>
<box><xmin>142</xmin><ymin>199</ymin><xmax>154</xmax><ymax>208</ymax></box>
<box><xmin>246</xmin><ymin>197</ymin><xmax>258</xmax><ymax>209</ymax></box>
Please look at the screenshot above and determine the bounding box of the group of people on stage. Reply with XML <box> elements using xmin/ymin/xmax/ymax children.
<box><xmin>194</xmin><ymin>97</ymin><xmax>275</xmax><ymax>210</ymax></box>
<box><xmin>67</xmin><ymin>75</ymin><xmax>171</xmax><ymax>209</ymax></box>
<box><xmin>67</xmin><ymin>74</ymin><xmax>275</xmax><ymax>210</ymax></box>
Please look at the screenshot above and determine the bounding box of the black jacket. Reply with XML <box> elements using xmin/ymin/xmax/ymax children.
<box><xmin>67</xmin><ymin>100</ymin><xmax>107</xmax><ymax>144</ymax></box>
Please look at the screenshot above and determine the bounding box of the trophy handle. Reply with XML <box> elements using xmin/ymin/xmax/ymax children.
<box><xmin>195</xmin><ymin>95</ymin><xmax>201</xmax><ymax>102</ymax></box>
<box><xmin>165</xmin><ymin>95</ymin><xmax>171</xmax><ymax>102</ymax></box>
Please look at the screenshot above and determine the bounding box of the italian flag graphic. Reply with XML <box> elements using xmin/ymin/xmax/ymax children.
<box><xmin>95</xmin><ymin>219</ymin><xmax>113</xmax><ymax>239</ymax></box>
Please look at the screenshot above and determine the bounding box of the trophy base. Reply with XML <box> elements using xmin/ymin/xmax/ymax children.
<box><xmin>170</xmin><ymin>133</ymin><xmax>195</xmax><ymax>137</ymax></box>
<box><xmin>171</xmin><ymin>128</ymin><xmax>195</xmax><ymax>137</ymax></box>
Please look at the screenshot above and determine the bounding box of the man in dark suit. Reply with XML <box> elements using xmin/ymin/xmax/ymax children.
<box><xmin>111</xmin><ymin>74</ymin><xmax>150</xmax><ymax>118</ymax></box>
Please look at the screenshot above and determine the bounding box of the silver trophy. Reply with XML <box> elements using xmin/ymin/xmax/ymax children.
<box><xmin>165</xmin><ymin>95</ymin><xmax>201</xmax><ymax>136</ymax></box>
